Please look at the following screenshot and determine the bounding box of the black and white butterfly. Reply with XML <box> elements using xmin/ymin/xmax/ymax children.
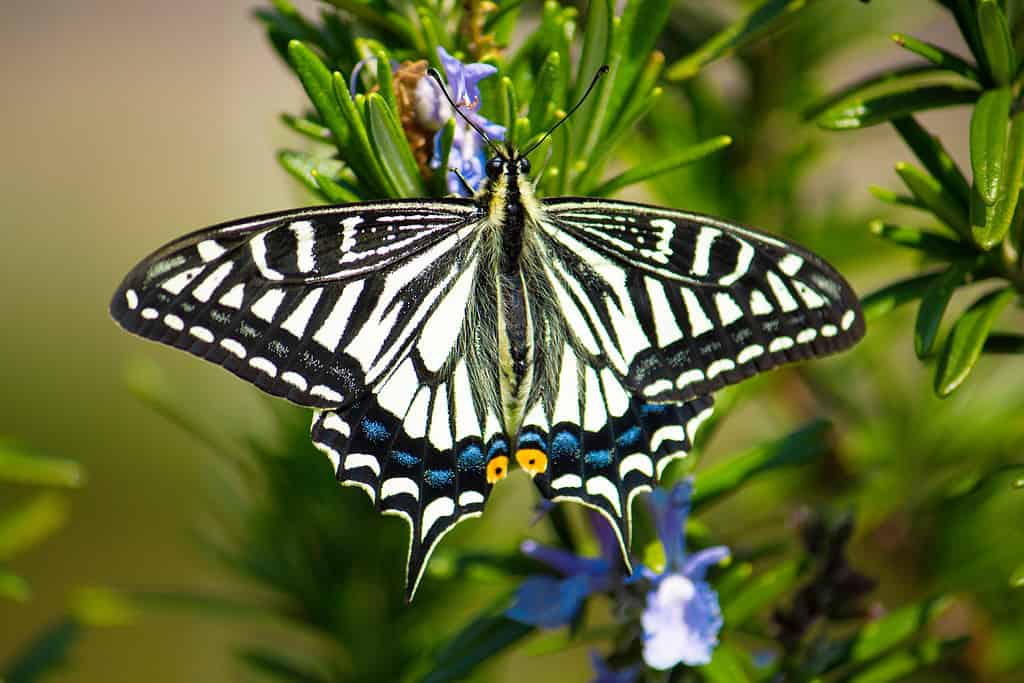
<box><xmin>111</xmin><ymin>72</ymin><xmax>864</xmax><ymax>599</ymax></box>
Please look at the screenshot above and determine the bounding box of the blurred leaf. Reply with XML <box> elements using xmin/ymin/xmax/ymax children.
<box><xmin>849</xmin><ymin>596</ymin><xmax>951</xmax><ymax>663</ymax></box>
<box><xmin>70</xmin><ymin>587</ymin><xmax>140</xmax><ymax>627</ymax></box>
<box><xmin>1</xmin><ymin>619</ymin><xmax>81</xmax><ymax>683</ymax></box>
<box><xmin>365</xmin><ymin>93</ymin><xmax>423</xmax><ymax>197</ymax></box>
<box><xmin>807</xmin><ymin>66</ymin><xmax>956</xmax><ymax>122</ymax></box>
<box><xmin>868</xmin><ymin>221</ymin><xmax>966</xmax><ymax>260</ymax></box>
<box><xmin>1011</xmin><ymin>561</ymin><xmax>1024</xmax><ymax>588</ymax></box>
<box><xmin>0</xmin><ymin>568</ymin><xmax>30</xmax><ymax>602</ymax></box>
<box><xmin>837</xmin><ymin>637</ymin><xmax>967</xmax><ymax>683</ymax></box>
<box><xmin>970</xmin><ymin>110</ymin><xmax>1024</xmax><ymax>248</ymax></box>
<box><xmin>721</xmin><ymin>559</ymin><xmax>801</xmax><ymax>626</ymax></box>
<box><xmin>0</xmin><ymin>444</ymin><xmax>82</xmax><ymax>488</ymax></box>
<box><xmin>576</xmin><ymin>0</ymin><xmax>612</xmax><ymax>105</ymax></box>
<box><xmin>891</xmin><ymin>117</ymin><xmax>971</xmax><ymax>209</ymax></box>
<box><xmin>969</xmin><ymin>88</ymin><xmax>1012</xmax><ymax>205</ymax></box>
<box><xmin>895</xmin><ymin>162</ymin><xmax>971</xmax><ymax>239</ymax></box>
<box><xmin>281</xmin><ymin>113</ymin><xmax>334</xmax><ymax>143</ymax></box>
<box><xmin>935</xmin><ymin>287</ymin><xmax>1016</xmax><ymax>396</ymax></box>
<box><xmin>320</xmin><ymin>0</ymin><xmax>417</xmax><ymax>48</ymax></box>
<box><xmin>667</xmin><ymin>0</ymin><xmax>823</xmax><ymax>81</ymax></box>
<box><xmin>816</xmin><ymin>85</ymin><xmax>978</xmax><ymax>130</ymax></box>
<box><xmin>700</xmin><ymin>640</ymin><xmax>753</xmax><ymax>682</ymax></box>
<box><xmin>915</xmin><ymin>262</ymin><xmax>969</xmax><ymax>358</ymax></box>
<box><xmin>891</xmin><ymin>33</ymin><xmax>981</xmax><ymax>83</ymax></box>
<box><xmin>869</xmin><ymin>185</ymin><xmax>925</xmax><ymax>210</ymax></box>
<box><xmin>693</xmin><ymin>420</ymin><xmax>831</xmax><ymax>511</ymax></box>
<box><xmin>590</xmin><ymin>135</ymin><xmax>732</xmax><ymax>197</ymax></box>
<box><xmin>860</xmin><ymin>272</ymin><xmax>943</xmax><ymax>321</ymax></box>
<box><xmin>977</xmin><ymin>0</ymin><xmax>1016</xmax><ymax>85</ymax></box>
<box><xmin>423</xmin><ymin>610</ymin><xmax>533</xmax><ymax>683</ymax></box>
<box><xmin>0</xmin><ymin>493</ymin><xmax>69</xmax><ymax>562</ymax></box>
<box><xmin>239</xmin><ymin>648</ymin><xmax>330</xmax><ymax>683</ymax></box>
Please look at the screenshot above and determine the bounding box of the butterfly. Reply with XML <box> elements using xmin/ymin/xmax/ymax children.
<box><xmin>110</xmin><ymin>68</ymin><xmax>864</xmax><ymax>599</ymax></box>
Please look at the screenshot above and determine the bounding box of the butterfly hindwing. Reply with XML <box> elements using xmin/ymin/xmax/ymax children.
<box><xmin>311</xmin><ymin>356</ymin><xmax>510</xmax><ymax>599</ymax></box>
<box><xmin>517</xmin><ymin>344</ymin><xmax>714</xmax><ymax>565</ymax></box>
<box><xmin>540</xmin><ymin>198</ymin><xmax>865</xmax><ymax>403</ymax></box>
<box><xmin>110</xmin><ymin>201</ymin><xmax>479</xmax><ymax>410</ymax></box>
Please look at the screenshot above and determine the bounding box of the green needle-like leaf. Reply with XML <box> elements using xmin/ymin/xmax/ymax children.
<box><xmin>869</xmin><ymin>185</ymin><xmax>925</xmax><ymax>210</ymax></box>
<box><xmin>287</xmin><ymin>41</ymin><xmax>350</xmax><ymax>150</ymax></box>
<box><xmin>277</xmin><ymin>150</ymin><xmax>350</xmax><ymax>201</ymax></box>
<box><xmin>528</xmin><ymin>51</ymin><xmax>564</xmax><ymax>134</ymax></box>
<box><xmin>590</xmin><ymin>135</ymin><xmax>732</xmax><ymax>197</ymax></box>
<box><xmin>915</xmin><ymin>262</ymin><xmax>970</xmax><ymax>358</ymax></box>
<box><xmin>312</xmin><ymin>170</ymin><xmax>362</xmax><ymax>203</ymax></box>
<box><xmin>970</xmin><ymin>88</ymin><xmax>1012</xmax><ymax>205</ymax></box>
<box><xmin>1</xmin><ymin>619</ymin><xmax>82</xmax><ymax>683</ymax></box>
<box><xmin>280</xmin><ymin>113</ymin><xmax>334</xmax><ymax>143</ymax></box>
<box><xmin>971</xmin><ymin>110</ymin><xmax>1024</xmax><ymax>248</ymax></box>
<box><xmin>0</xmin><ymin>444</ymin><xmax>83</xmax><ymax>488</ymax></box>
<box><xmin>693</xmin><ymin>420</ymin><xmax>831</xmax><ymax>511</ymax></box>
<box><xmin>896</xmin><ymin>162</ymin><xmax>971</xmax><ymax>239</ymax></box>
<box><xmin>838</xmin><ymin>638</ymin><xmax>967</xmax><ymax>683</ymax></box>
<box><xmin>892</xmin><ymin>117</ymin><xmax>971</xmax><ymax>209</ymax></box>
<box><xmin>816</xmin><ymin>85</ymin><xmax>979</xmax><ymax>130</ymax></box>
<box><xmin>667</xmin><ymin>0</ymin><xmax>820</xmax><ymax>81</ymax></box>
<box><xmin>720</xmin><ymin>559</ymin><xmax>801</xmax><ymax>627</ymax></box>
<box><xmin>364</xmin><ymin>93</ymin><xmax>424</xmax><ymax>197</ymax></box>
<box><xmin>891</xmin><ymin>33</ymin><xmax>981</xmax><ymax>83</ymax></box>
<box><xmin>860</xmin><ymin>272</ymin><xmax>944</xmax><ymax>321</ymax></box>
<box><xmin>977</xmin><ymin>0</ymin><xmax>1016</xmax><ymax>85</ymax></box>
<box><xmin>984</xmin><ymin>332</ymin><xmax>1024</xmax><ymax>353</ymax></box>
<box><xmin>0</xmin><ymin>493</ymin><xmax>69</xmax><ymax>562</ymax></box>
<box><xmin>331</xmin><ymin>74</ymin><xmax>391</xmax><ymax>197</ymax></box>
<box><xmin>849</xmin><ymin>596</ymin><xmax>951</xmax><ymax>664</ymax></box>
<box><xmin>701</xmin><ymin>641</ymin><xmax>754</xmax><ymax>683</ymax></box>
<box><xmin>0</xmin><ymin>568</ymin><xmax>30</xmax><ymax>602</ymax></box>
<box><xmin>935</xmin><ymin>287</ymin><xmax>1016</xmax><ymax>396</ymax></box>
<box><xmin>868</xmin><ymin>221</ymin><xmax>967</xmax><ymax>260</ymax></box>
<box><xmin>423</xmin><ymin>609</ymin><xmax>533</xmax><ymax>683</ymax></box>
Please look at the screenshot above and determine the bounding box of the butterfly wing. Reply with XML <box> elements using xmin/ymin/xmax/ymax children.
<box><xmin>517</xmin><ymin>197</ymin><xmax>864</xmax><ymax>562</ymax></box>
<box><xmin>110</xmin><ymin>200</ymin><xmax>480</xmax><ymax>409</ymax></box>
<box><xmin>112</xmin><ymin>200</ymin><xmax>511</xmax><ymax>598</ymax></box>
<box><xmin>539</xmin><ymin>198</ymin><xmax>864</xmax><ymax>402</ymax></box>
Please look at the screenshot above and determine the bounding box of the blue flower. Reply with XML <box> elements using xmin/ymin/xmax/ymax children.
<box><xmin>640</xmin><ymin>479</ymin><xmax>729</xmax><ymax>670</ymax></box>
<box><xmin>426</xmin><ymin>47</ymin><xmax>505</xmax><ymax>196</ymax></box>
<box><xmin>506</xmin><ymin>512</ymin><xmax>621</xmax><ymax>628</ymax></box>
<box><xmin>589</xmin><ymin>651</ymin><xmax>639</xmax><ymax>683</ymax></box>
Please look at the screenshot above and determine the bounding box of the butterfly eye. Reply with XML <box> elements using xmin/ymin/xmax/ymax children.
<box><xmin>486</xmin><ymin>157</ymin><xmax>504</xmax><ymax>181</ymax></box>
<box><xmin>519</xmin><ymin>158</ymin><xmax>531</xmax><ymax>176</ymax></box>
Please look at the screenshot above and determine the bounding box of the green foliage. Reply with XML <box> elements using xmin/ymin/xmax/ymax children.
<box><xmin>814</xmin><ymin>0</ymin><xmax>1024</xmax><ymax>397</ymax></box>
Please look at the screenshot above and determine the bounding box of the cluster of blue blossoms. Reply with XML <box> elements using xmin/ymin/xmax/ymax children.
<box><xmin>507</xmin><ymin>478</ymin><xmax>729</xmax><ymax>679</ymax></box>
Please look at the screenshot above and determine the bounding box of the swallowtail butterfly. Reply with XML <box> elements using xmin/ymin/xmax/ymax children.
<box><xmin>111</xmin><ymin>68</ymin><xmax>864</xmax><ymax>598</ymax></box>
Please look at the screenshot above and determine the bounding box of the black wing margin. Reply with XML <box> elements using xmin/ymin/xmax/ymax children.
<box><xmin>110</xmin><ymin>200</ymin><xmax>479</xmax><ymax>410</ymax></box>
<box><xmin>539</xmin><ymin>198</ymin><xmax>865</xmax><ymax>403</ymax></box>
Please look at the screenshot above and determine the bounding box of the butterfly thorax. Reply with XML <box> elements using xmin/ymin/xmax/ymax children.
<box><xmin>477</xmin><ymin>155</ymin><xmax>545</xmax><ymax>436</ymax></box>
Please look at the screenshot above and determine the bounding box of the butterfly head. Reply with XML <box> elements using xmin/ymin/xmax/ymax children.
<box><xmin>485</xmin><ymin>153</ymin><xmax>531</xmax><ymax>183</ymax></box>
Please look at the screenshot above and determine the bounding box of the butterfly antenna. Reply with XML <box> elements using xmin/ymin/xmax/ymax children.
<box><xmin>522</xmin><ymin>65</ymin><xmax>609</xmax><ymax>158</ymax></box>
<box><xmin>427</xmin><ymin>67</ymin><xmax>500</xmax><ymax>154</ymax></box>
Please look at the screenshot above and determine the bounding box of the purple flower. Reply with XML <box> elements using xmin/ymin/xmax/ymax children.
<box><xmin>589</xmin><ymin>651</ymin><xmax>639</xmax><ymax>683</ymax></box>
<box><xmin>506</xmin><ymin>513</ymin><xmax>622</xmax><ymax>628</ymax></box>
<box><xmin>640</xmin><ymin>479</ymin><xmax>729</xmax><ymax>670</ymax></box>
<box><xmin>424</xmin><ymin>47</ymin><xmax>505</xmax><ymax>196</ymax></box>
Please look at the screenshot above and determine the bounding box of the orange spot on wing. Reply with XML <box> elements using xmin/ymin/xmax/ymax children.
<box><xmin>515</xmin><ymin>448</ymin><xmax>548</xmax><ymax>477</ymax></box>
<box><xmin>486</xmin><ymin>455</ymin><xmax>509</xmax><ymax>484</ymax></box>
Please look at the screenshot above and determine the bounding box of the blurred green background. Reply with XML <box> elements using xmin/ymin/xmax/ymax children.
<box><xmin>2</xmin><ymin>1</ymin><xmax>1022</xmax><ymax>681</ymax></box>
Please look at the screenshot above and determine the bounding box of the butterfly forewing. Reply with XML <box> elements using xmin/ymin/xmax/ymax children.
<box><xmin>110</xmin><ymin>201</ymin><xmax>480</xmax><ymax>410</ymax></box>
<box><xmin>540</xmin><ymin>198</ymin><xmax>865</xmax><ymax>403</ymax></box>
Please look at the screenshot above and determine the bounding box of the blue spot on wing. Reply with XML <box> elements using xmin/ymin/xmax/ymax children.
<box><xmin>584</xmin><ymin>449</ymin><xmax>611</xmax><ymax>468</ymax></box>
<box><xmin>550</xmin><ymin>431</ymin><xmax>580</xmax><ymax>461</ymax></box>
<box><xmin>616</xmin><ymin>426</ymin><xmax>642</xmax><ymax>448</ymax></box>
<box><xmin>391</xmin><ymin>450</ymin><xmax>419</xmax><ymax>467</ymax></box>
<box><xmin>424</xmin><ymin>469</ymin><xmax>455</xmax><ymax>487</ymax></box>
<box><xmin>487</xmin><ymin>439</ymin><xmax>508</xmax><ymax>459</ymax></box>
<box><xmin>457</xmin><ymin>444</ymin><xmax>484</xmax><ymax>471</ymax></box>
<box><xmin>361</xmin><ymin>418</ymin><xmax>390</xmax><ymax>443</ymax></box>
<box><xmin>518</xmin><ymin>431</ymin><xmax>546</xmax><ymax>449</ymax></box>
<box><xmin>641</xmin><ymin>404</ymin><xmax>669</xmax><ymax>416</ymax></box>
